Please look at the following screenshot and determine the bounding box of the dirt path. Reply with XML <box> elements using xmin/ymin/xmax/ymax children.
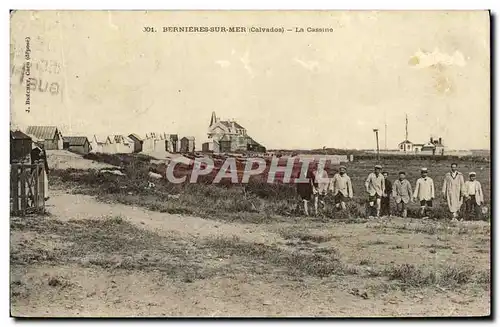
<box><xmin>47</xmin><ymin>190</ymin><xmax>283</xmax><ymax>245</ymax></box>
<box><xmin>11</xmin><ymin>190</ymin><xmax>491</xmax><ymax>317</ymax></box>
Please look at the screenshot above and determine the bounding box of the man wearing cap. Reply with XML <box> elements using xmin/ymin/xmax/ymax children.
<box><xmin>380</xmin><ymin>171</ymin><xmax>393</xmax><ymax>217</ymax></box>
<box><xmin>464</xmin><ymin>172</ymin><xmax>484</xmax><ymax>220</ymax></box>
<box><xmin>365</xmin><ymin>165</ymin><xmax>385</xmax><ymax>217</ymax></box>
<box><xmin>442</xmin><ymin>163</ymin><xmax>465</xmax><ymax>221</ymax></box>
<box><xmin>413</xmin><ymin>168</ymin><xmax>435</xmax><ymax>218</ymax></box>
<box><xmin>392</xmin><ymin>171</ymin><xmax>413</xmax><ymax>218</ymax></box>
<box><xmin>330</xmin><ymin>165</ymin><xmax>353</xmax><ymax>211</ymax></box>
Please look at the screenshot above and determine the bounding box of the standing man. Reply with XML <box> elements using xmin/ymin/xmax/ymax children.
<box><xmin>380</xmin><ymin>171</ymin><xmax>393</xmax><ymax>217</ymax></box>
<box><xmin>392</xmin><ymin>171</ymin><xmax>413</xmax><ymax>218</ymax></box>
<box><xmin>296</xmin><ymin>165</ymin><xmax>314</xmax><ymax>216</ymax></box>
<box><xmin>464</xmin><ymin>172</ymin><xmax>484</xmax><ymax>220</ymax></box>
<box><xmin>442</xmin><ymin>163</ymin><xmax>465</xmax><ymax>221</ymax></box>
<box><xmin>413</xmin><ymin>168</ymin><xmax>435</xmax><ymax>219</ymax></box>
<box><xmin>365</xmin><ymin>164</ymin><xmax>385</xmax><ymax>218</ymax></box>
<box><xmin>330</xmin><ymin>165</ymin><xmax>353</xmax><ymax>211</ymax></box>
<box><xmin>312</xmin><ymin>163</ymin><xmax>330</xmax><ymax>216</ymax></box>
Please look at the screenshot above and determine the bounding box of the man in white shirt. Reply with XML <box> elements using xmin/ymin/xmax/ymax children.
<box><xmin>330</xmin><ymin>165</ymin><xmax>353</xmax><ymax>211</ymax></box>
<box><xmin>413</xmin><ymin>167</ymin><xmax>435</xmax><ymax>219</ymax></box>
<box><xmin>365</xmin><ymin>164</ymin><xmax>385</xmax><ymax>217</ymax></box>
<box><xmin>464</xmin><ymin>172</ymin><xmax>484</xmax><ymax>220</ymax></box>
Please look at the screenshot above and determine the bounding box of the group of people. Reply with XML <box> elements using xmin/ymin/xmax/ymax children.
<box><xmin>297</xmin><ymin>162</ymin><xmax>485</xmax><ymax>221</ymax></box>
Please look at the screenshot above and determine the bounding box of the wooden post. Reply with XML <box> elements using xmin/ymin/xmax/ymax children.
<box><xmin>33</xmin><ymin>161</ymin><xmax>40</xmax><ymax>208</ymax></box>
<box><xmin>373</xmin><ymin>129</ymin><xmax>380</xmax><ymax>162</ymax></box>
<box><xmin>39</xmin><ymin>162</ymin><xmax>45</xmax><ymax>210</ymax></box>
<box><xmin>20</xmin><ymin>164</ymin><xmax>27</xmax><ymax>215</ymax></box>
<box><xmin>11</xmin><ymin>164</ymin><xmax>19</xmax><ymax>213</ymax></box>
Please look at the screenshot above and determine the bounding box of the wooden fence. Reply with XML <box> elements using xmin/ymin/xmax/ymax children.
<box><xmin>10</xmin><ymin>161</ymin><xmax>46</xmax><ymax>216</ymax></box>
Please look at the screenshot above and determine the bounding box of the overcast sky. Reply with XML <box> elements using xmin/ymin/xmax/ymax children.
<box><xmin>10</xmin><ymin>11</ymin><xmax>490</xmax><ymax>150</ymax></box>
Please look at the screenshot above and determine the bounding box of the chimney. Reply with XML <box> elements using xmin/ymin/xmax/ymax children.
<box><xmin>438</xmin><ymin>137</ymin><xmax>442</xmax><ymax>145</ymax></box>
<box><xmin>231</xmin><ymin>121</ymin><xmax>236</xmax><ymax>131</ymax></box>
<box><xmin>430</xmin><ymin>137</ymin><xmax>433</xmax><ymax>143</ymax></box>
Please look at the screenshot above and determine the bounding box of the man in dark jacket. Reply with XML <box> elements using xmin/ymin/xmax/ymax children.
<box><xmin>380</xmin><ymin>171</ymin><xmax>392</xmax><ymax>216</ymax></box>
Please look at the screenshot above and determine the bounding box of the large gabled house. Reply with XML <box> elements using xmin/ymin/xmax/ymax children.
<box><xmin>26</xmin><ymin>126</ymin><xmax>63</xmax><ymax>150</ymax></box>
<box><xmin>205</xmin><ymin>112</ymin><xmax>265</xmax><ymax>153</ymax></box>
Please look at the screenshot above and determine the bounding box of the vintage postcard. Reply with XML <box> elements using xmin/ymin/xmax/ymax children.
<box><xmin>10</xmin><ymin>10</ymin><xmax>490</xmax><ymax>317</ymax></box>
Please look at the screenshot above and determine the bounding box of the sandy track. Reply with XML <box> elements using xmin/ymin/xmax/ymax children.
<box><xmin>47</xmin><ymin>191</ymin><xmax>283</xmax><ymax>245</ymax></box>
<box><xmin>11</xmin><ymin>190</ymin><xmax>491</xmax><ymax>317</ymax></box>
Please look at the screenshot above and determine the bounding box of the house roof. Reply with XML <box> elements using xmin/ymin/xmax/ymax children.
<box><xmin>93</xmin><ymin>134</ymin><xmax>110</xmax><ymax>144</ymax></box>
<box><xmin>398</xmin><ymin>140</ymin><xmax>413</xmax><ymax>145</ymax></box>
<box><xmin>10</xmin><ymin>130</ymin><xmax>31</xmax><ymax>140</ymax></box>
<box><xmin>63</xmin><ymin>136</ymin><xmax>89</xmax><ymax>146</ymax></box>
<box><xmin>220</xmin><ymin>121</ymin><xmax>245</xmax><ymax>130</ymax></box>
<box><xmin>128</xmin><ymin>133</ymin><xmax>143</xmax><ymax>141</ymax></box>
<box><xmin>26</xmin><ymin>126</ymin><xmax>60</xmax><ymax>140</ymax></box>
<box><xmin>182</xmin><ymin>136</ymin><xmax>195</xmax><ymax>141</ymax></box>
<box><xmin>421</xmin><ymin>143</ymin><xmax>436</xmax><ymax>149</ymax></box>
<box><xmin>112</xmin><ymin>135</ymin><xmax>133</xmax><ymax>144</ymax></box>
<box><xmin>246</xmin><ymin>136</ymin><xmax>262</xmax><ymax>146</ymax></box>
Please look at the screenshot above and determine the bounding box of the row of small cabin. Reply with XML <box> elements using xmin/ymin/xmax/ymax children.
<box><xmin>11</xmin><ymin>126</ymin><xmax>196</xmax><ymax>156</ymax></box>
<box><xmin>92</xmin><ymin>133</ymin><xmax>195</xmax><ymax>154</ymax></box>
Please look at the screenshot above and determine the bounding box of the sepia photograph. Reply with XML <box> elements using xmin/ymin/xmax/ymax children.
<box><xmin>9</xmin><ymin>10</ymin><xmax>491</xmax><ymax>317</ymax></box>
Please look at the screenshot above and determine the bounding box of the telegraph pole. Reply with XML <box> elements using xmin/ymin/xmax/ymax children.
<box><xmin>373</xmin><ymin>129</ymin><xmax>380</xmax><ymax>161</ymax></box>
<box><xmin>384</xmin><ymin>122</ymin><xmax>388</xmax><ymax>150</ymax></box>
<box><xmin>405</xmin><ymin>114</ymin><xmax>409</xmax><ymax>141</ymax></box>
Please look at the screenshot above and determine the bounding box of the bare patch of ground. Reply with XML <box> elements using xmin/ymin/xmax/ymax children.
<box><xmin>11</xmin><ymin>191</ymin><xmax>490</xmax><ymax>317</ymax></box>
<box><xmin>46</xmin><ymin>150</ymin><xmax>117</xmax><ymax>170</ymax></box>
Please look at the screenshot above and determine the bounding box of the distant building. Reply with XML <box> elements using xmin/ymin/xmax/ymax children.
<box><xmin>166</xmin><ymin>134</ymin><xmax>179</xmax><ymax>153</ymax></box>
<box><xmin>246</xmin><ymin>136</ymin><xmax>266</xmax><ymax>152</ymax></box>
<box><xmin>90</xmin><ymin>134</ymin><xmax>112</xmax><ymax>153</ymax></box>
<box><xmin>26</xmin><ymin>126</ymin><xmax>63</xmax><ymax>150</ymax></box>
<box><xmin>180</xmin><ymin>136</ymin><xmax>195</xmax><ymax>153</ymax></box>
<box><xmin>207</xmin><ymin>111</ymin><xmax>265</xmax><ymax>153</ymax></box>
<box><xmin>413</xmin><ymin>144</ymin><xmax>424</xmax><ymax>153</ymax></box>
<box><xmin>10</xmin><ymin>130</ymin><xmax>32</xmax><ymax>162</ymax></box>
<box><xmin>110</xmin><ymin>135</ymin><xmax>134</xmax><ymax>153</ymax></box>
<box><xmin>128</xmin><ymin>133</ymin><xmax>143</xmax><ymax>153</ymax></box>
<box><xmin>142</xmin><ymin>132</ymin><xmax>178</xmax><ymax>153</ymax></box>
<box><xmin>202</xmin><ymin>142</ymin><xmax>214</xmax><ymax>153</ymax></box>
<box><xmin>421</xmin><ymin>137</ymin><xmax>445</xmax><ymax>155</ymax></box>
<box><xmin>398</xmin><ymin>140</ymin><xmax>414</xmax><ymax>152</ymax></box>
<box><xmin>398</xmin><ymin>137</ymin><xmax>444</xmax><ymax>155</ymax></box>
<box><xmin>63</xmin><ymin>136</ymin><xmax>91</xmax><ymax>154</ymax></box>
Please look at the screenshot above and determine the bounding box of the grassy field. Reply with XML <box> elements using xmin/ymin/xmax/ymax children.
<box><xmin>50</xmin><ymin>153</ymin><xmax>491</xmax><ymax>223</ymax></box>
<box><xmin>10</xmin><ymin>151</ymin><xmax>491</xmax><ymax>317</ymax></box>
